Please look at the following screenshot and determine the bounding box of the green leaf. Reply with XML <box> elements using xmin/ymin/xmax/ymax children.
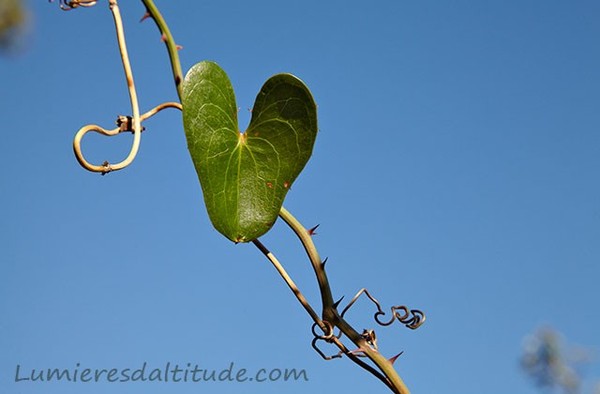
<box><xmin>182</xmin><ymin>61</ymin><xmax>318</xmax><ymax>243</ymax></box>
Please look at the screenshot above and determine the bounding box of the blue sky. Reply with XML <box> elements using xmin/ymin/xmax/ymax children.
<box><xmin>1</xmin><ymin>1</ymin><xmax>599</xmax><ymax>393</ymax></box>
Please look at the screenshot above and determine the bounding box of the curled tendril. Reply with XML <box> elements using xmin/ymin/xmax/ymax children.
<box><xmin>54</xmin><ymin>0</ymin><xmax>97</xmax><ymax>10</ymax></box>
<box><xmin>311</xmin><ymin>337</ymin><xmax>344</xmax><ymax>360</ymax></box>
<box><xmin>340</xmin><ymin>288</ymin><xmax>426</xmax><ymax>330</ymax></box>
<box><xmin>310</xmin><ymin>321</ymin><xmax>344</xmax><ymax>360</ymax></box>
<box><xmin>311</xmin><ymin>320</ymin><xmax>335</xmax><ymax>341</ymax></box>
<box><xmin>376</xmin><ymin>306</ymin><xmax>426</xmax><ymax>330</ymax></box>
<box><xmin>73</xmin><ymin>102</ymin><xmax>182</xmax><ymax>174</ymax></box>
<box><xmin>310</xmin><ymin>322</ymin><xmax>380</xmax><ymax>362</ymax></box>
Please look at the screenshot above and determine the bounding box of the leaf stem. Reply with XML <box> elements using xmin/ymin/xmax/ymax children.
<box><xmin>252</xmin><ymin>239</ymin><xmax>322</xmax><ymax>326</ymax></box>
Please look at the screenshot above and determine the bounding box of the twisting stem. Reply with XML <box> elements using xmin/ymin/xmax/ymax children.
<box><xmin>73</xmin><ymin>102</ymin><xmax>181</xmax><ymax>173</ymax></box>
<box><xmin>140</xmin><ymin>0</ymin><xmax>184</xmax><ymax>100</ymax></box>
<box><xmin>89</xmin><ymin>0</ymin><xmax>142</xmax><ymax>174</ymax></box>
<box><xmin>69</xmin><ymin>0</ymin><xmax>184</xmax><ymax>173</ymax></box>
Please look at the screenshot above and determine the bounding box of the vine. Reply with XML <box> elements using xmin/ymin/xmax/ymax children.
<box><xmin>56</xmin><ymin>1</ymin><xmax>425</xmax><ymax>393</ymax></box>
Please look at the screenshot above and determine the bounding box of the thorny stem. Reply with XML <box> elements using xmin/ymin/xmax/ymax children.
<box><xmin>279</xmin><ymin>207</ymin><xmax>411</xmax><ymax>394</ymax></box>
<box><xmin>140</xmin><ymin>0</ymin><xmax>183</xmax><ymax>100</ymax></box>
<box><xmin>279</xmin><ymin>207</ymin><xmax>334</xmax><ymax>317</ymax></box>
<box><xmin>252</xmin><ymin>236</ymin><xmax>399</xmax><ymax>393</ymax></box>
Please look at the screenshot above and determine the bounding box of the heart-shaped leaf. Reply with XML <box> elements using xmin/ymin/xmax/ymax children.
<box><xmin>182</xmin><ymin>61</ymin><xmax>318</xmax><ymax>243</ymax></box>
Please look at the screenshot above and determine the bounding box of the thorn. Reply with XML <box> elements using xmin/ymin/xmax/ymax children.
<box><xmin>388</xmin><ymin>351</ymin><xmax>404</xmax><ymax>365</ymax></box>
<box><xmin>160</xmin><ymin>33</ymin><xmax>167</xmax><ymax>42</ymax></box>
<box><xmin>321</xmin><ymin>257</ymin><xmax>328</xmax><ymax>267</ymax></box>
<box><xmin>140</xmin><ymin>11</ymin><xmax>151</xmax><ymax>22</ymax></box>
<box><xmin>308</xmin><ymin>224</ymin><xmax>320</xmax><ymax>236</ymax></box>
<box><xmin>176</xmin><ymin>44</ymin><xmax>183</xmax><ymax>51</ymax></box>
<box><xmin>332</xmin><ymin>296</ymin><xmax>344</xmax><ymax>309</ymax></box>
